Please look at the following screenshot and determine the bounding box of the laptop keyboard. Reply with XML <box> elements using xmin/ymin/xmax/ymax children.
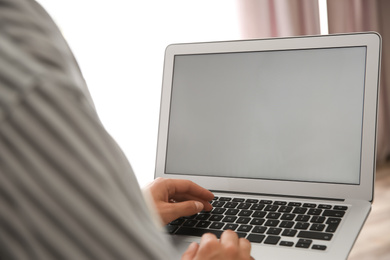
<box><xmin>167</xmin><ymin>196</ymin><xmax>348</xmax><ymax>250</ymax></box>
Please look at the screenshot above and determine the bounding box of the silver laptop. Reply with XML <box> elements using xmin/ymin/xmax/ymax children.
<box><xmin>155</xmin><ymin>32</ymin><xmax>381</xmax><ymax>259</ymax></box>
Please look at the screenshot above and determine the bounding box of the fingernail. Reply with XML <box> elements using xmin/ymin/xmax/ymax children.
<box><xmin>194</xmin><ymin>201</ymin><xmax>204</xmax><ymax>211</ymax></box>
<box><xmin>189</xmin><ymin>242</ymin><xmax>198</xmax><ymax>250</ymax></box>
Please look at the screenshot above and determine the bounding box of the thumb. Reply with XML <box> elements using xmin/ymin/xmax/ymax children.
<box><xmin>181</xmin><ymin>242</ymin><xmax>199</xmax><ymax>260</ymax></box>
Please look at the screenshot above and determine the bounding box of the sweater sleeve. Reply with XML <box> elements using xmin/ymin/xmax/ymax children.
<box><xmin>0</xmin><ymin>0</ymin><xmax>179</xmax><ymax>259</ymax></box>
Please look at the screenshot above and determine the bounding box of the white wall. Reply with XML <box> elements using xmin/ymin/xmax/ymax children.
<box><xmin>37</xmin><ymin>0</ymin><xmax>240</xmax><ymax>187</ymax></box>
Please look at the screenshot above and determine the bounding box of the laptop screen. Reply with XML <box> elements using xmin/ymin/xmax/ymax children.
<box><xmin>165</xmin><ymin>46</ymin><xmax>367</xmax><ymax>185</ymax></box>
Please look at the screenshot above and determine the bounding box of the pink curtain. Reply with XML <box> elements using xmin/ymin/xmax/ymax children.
<box><xmin>237</xmin><ymin>0</ymin><xmax>320</xmax><ymax>38</ymax></box>
<box><xmin>327</xmin><ymin>0</ymin><xmax>390</xmax><ymax>163</ymax></box>
<box><xmin>237</xmin><ymin>0</ymin><xmax>390</xmax><ymax>163</ymax></box>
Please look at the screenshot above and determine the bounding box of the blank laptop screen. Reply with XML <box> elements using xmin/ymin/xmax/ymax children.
<box><xmin>165</xmin><ymin>46</ymin><xmax>367</xmax><ymax>185</ymax></box>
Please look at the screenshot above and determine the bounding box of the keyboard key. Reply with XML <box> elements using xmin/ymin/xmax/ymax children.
<box><xmin>278</xmin><ymin>206</ymin><xmax>293</xmax><ymax>213</ymax></box>
<box><xmin>232</xmin><ymin>198</ymin><xmax>245</xmax><ymax>202</ymax></box>
<box><xmin>297</xmin><ymin>231</ymin><xmax>333</xmax><ymax>240</ymax></box>
<box><xmin>280</xmin><ymin>241</ymin><xmax>294</xmax><ymax>247</ymax></box>
<box><xmin>296</xmin><ymin>215</ymin><xmax>310</xmax><ymax>222</ymax></box>
<box><xmin>238</xmin><ymin>210</ymin><xmax>253</xmax><ymax>217</ymax></box>
<box><xmin>210</xmin><ymin>222</ymin><xmax>225</xmax><ymax>229</ymax></box>
<box><xmin>236</xmin><ymin>217</ymin><xmax>251</xmax><ymax>224</ymax></box>
<box><xmin>266</xmin><ymin>212</ymin><xmax>281</xmax><ymax>219</ymax></box>
<box><xmin>219</xmin><ymin>197</ymin><xmax>231</xmax><ymax>201</ymax></box>
<box><xmin>176</xmin><ymin>227</ymin><xmax>223</xmax><ymax>238</ymax></box>
<box><xmin>250</xmin><ymin>218</ymin><xmax>265</xmax><ymax>226</ymax></box>
<box><xmin>267</xmin><ymin>228</ymin><xmax>282</xmax><ymax>235</ymax></box>
<box><xmin>282</xmin><ymin>229</ymin><xmax>297</xmax><ymax>237</ymax></box>
<box><xmin>237</xmin><ymin>232</ymin><xmax>247</xmax><ymax>238</ymax></box>
<box><xmin>224</xmin><ymin>223</ymin><xmax>238</xmax><ymax>231</ymax></box>
<box><xmin>238</xmin><ymin>225</ymin><xmax>253</xmax><ymax>232</ymax></box>
<box><xmin>322</xmin><ymin>209</ymin><xmax>345</xmax><ymax>217</ymax></box>
<box><xmin>326</xmin><ymin>224</ymin><xmax>339</xmax><ymax>233</ymax></box>
<box><xmin>310</xmin><ymin>224</ymin><xmax>325</xmax><ymax>232</ymax></box>
<box><xmin>334</xmin><ymin>205</ymin><xmax>348</xmax><ymax>211</ymax></box>
<box><xmin>264</xmin><ymin>205</ymin><xmax>279</xmax><ymax>211</ymax></box>
<box><xmin>196</xmin><ymin>214</ymin><xmax>211</xmax><ymax>220</ymax></box>
<box><xmin>326</xmin><ymin>218</ymin><xmax>342</xmax><ymax>224</ymax></box>
<box><xmin>310</xmin><ymin>216</ymin><xmax>325</xmax><ymax>223</ymax></box>
<box><xmin>224</xmin><ymin>202</ymin><xmax>238</xmax><ymax>208</ymax></box>
<box><xmin>312</xmin><ymin>244</ymin><xmax>327</xmax><ymax>250</ymax></box>
<box><xmin>280</xmin><ymin>221</ymin><xmax>294</xmax><ymax>228</ymax></box>
<box><xmin>247</xmin><ymin>234</ymin><xmax>265</xmax><ymax>243</ymax></box>
<box><xmin>252</xmin><ymin>211</ymin><xmax>267</xmax><ymax>218</ymax></box>
<box><xmin>307</xmin><ymin>209</ymin><xmax>323</xmax><ymax>215</ymax></box>
<box><xmin>295</xmin><ymin>222</ymin><xmax>310</xmax><ymax>230</ymax></box>
<box><xmin>281</xmin><ymin>213</ymin><xmax>296</xmax><ymax>220</ymax></box>
<box><xmin>264</xmin><ymin>220</ymin><xmax>280</xmax><ymax>227</ymax></box>
<box><xmin>252</xmin><ymin>226</ymin><xmax>267</xmax><ymax>234</ymax></box>
<box><xmin>296</xmin><ymin>239</ymin><xmax>312</xmax><ymax>248</ymax></box>
<box><xmin>293</xmin><ymin>207</ymin><xmax>308</xmax><ymax>214</ymax></box>
<box><xmin>288</xmin><ymin>202</ymin><xmax>302</xmax><ymax>207</ymax></box>
<box><xmin>196</xmin><ymin>221</ymin><xmax>211</xmax><ymax>228</ymax></box>
<box><xmin>318</xmin><ymin>204</ymin><xmax>332</xmax><ymax>209</ymax></box>
<box><xmin>246</xmin><ymin>199</ymin><xmax>259</xmax><ymax>203</ymax></box>
<box><xmin>303</xmin><ymin>203</ymin><xmax>317</xmax><ymax>208</ymax></box>
<box><xmin>212</xmin><ymin>208</ymin><xmax>226</xmax><ymax>214</ymax></box>
<box><xmin>273</xmin><ymin>201</ymin><xmax>287</xmax><ymax>205</ymax></box>
<box><xmin>222</xmin><ymin>216</ymin><xmax>237</xmax><ymax>223</ymax></box>
<box><xmin>260</xmin><ymin>200</ymin><xmax>273</xmax><ymax>204</ymax></box>
<box><xmin>251</xmin><ymin>204</ymin><xmax>265</xmax><ymax>210</ymax></box>
<box><xmin>237</xmin><ymin>203</ymin><xmax>252</xmax><ymax>209</ymax></box>
<box><xmin>212</xmin><ymin>201</ymin><xmax>226</xmax><ymax>207</ymax></box>
<box><xmin>209</xmin><ymin>215</ymin><xmax>223</xmax><ymax>221</ymax></box>
<box><xmin>264</xmin><ymin>235</ymin><xmax>281</xmax><ymax>245</ymax></box>
<box><xmin>225</xmin><ymin>209</ymin><xmax>239</xmax><ymax>215</ymax></box>
<box><xmin>183</xmin><ymin>219</ymin><xmax>198</xmax><ymax>227</ymax></box>
<box><xmin>298</xmin><ymin>239</ymin><xmax>312</xmax><ymax>245</ymax></box>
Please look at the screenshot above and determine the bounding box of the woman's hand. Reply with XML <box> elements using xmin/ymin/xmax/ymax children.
<box><xmin>144</xmin><ymin>178</ymin><xmax>214</xmax><ymax>225</ymax></box>
<box><xmin>181</xmin><ymin>230</ymin><xmax>253</xmax><ymax>260</ymax></box>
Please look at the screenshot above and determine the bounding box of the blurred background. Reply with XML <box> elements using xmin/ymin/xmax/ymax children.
<box><xmin>37</xmin><ymin>0</ymin><xmax>240</xmax><ymax>187</ymax></box>
<box><xmin>36</xmin><ymin>0</ymin><xmax>390</xmax><ymax>259</ymax></box>
<box><xmin>37</xmin><ymin>0</ymin><xmax>390</xmax><ymax>187</ymax></box>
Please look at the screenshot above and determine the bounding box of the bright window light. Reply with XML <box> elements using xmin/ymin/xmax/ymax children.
<box><xmin>36</xmin><ymin>0</ymin><xmax>240</xmax><ymax>187</ymax></box>
<box><xmin>319</xmin><ymin>0</ymin><xmax>329</xmax><ymax>35</ymax></box>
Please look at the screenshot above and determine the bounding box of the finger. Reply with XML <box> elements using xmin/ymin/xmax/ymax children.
<box><xmin>220</xmin><ymin>230</ymin><xmax>239</xmax><ymax>258</ymax></box>
<box><xmin>164</xmin><ymin>200</ymin><xmax>204</xmax><ymax>222</ymax></box>
<box><xmin>196</xmin><ymin>233</ymin><xmax>220</xmax><ymax>258</ymax></box>
<box><xmin>171</xmin><ymin>195</ymin><xmax>213</xmax><ymax>212</ymax></box>
<box><xmin>181</xmin><ymin>242</ymin><xmax>199</xmax><ymax>260</ymax></box>
<box><xmin>238</xmin><ymin>238</ymin><xmax>252</xmax><ymax>258</ymax></box>
<box><xmin>220</xmin><ymin>229</ymin><xmax>239</xmax><ymax>245</ymax></box>
<box><xmin>165</xmin><ymin>179</ymin><xmax>214</xmax><ymax>202</ymax></box>
<box><xmin>200</xmin><ymin>232</ymin><xmax>217</xmax><ymax>243</ymax></box>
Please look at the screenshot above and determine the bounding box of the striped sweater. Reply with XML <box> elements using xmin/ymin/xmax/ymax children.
<box><xmin>0</xmin><ymin>0</ymin><xmax>178</xmax><ymax>259</ymax></box>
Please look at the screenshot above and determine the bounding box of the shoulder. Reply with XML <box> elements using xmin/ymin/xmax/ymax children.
<box><xmin>0</xmin><ymin>0</ymin><xmax>95</xmax><ymax>122</ymax></box>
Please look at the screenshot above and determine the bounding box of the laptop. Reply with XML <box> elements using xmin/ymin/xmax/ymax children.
<box><xmin>155</xmin><ymin>32</ymin><xmax>381</xmax><ymax>259</ymax></box>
